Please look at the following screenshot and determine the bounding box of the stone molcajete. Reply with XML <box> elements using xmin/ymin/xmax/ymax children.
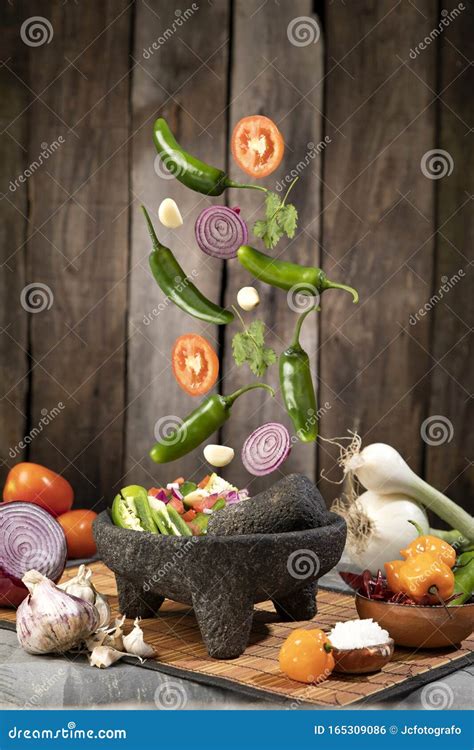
<box><xmin>94</xmin><ymin>474</ymin><xmax>346</xmax><ymax>659</ymax></box>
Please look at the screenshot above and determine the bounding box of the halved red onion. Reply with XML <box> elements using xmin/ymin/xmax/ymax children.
<box><xmin>195</xmin><ymin>206</ymin><xmax>248</xmax><ymax>259</ymax></box>
<box><xmin>242</xmin><ymin>422</ymin><xmax>291</xmax><ymax>476</ymax></box>
<box><xmin>0</xmin><ymin>502</ymin><xmax>67</xmax><ymax>608</ymax></box>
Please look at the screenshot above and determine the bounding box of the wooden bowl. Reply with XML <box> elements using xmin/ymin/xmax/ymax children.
<box><xmin>356</xmin><ymin>594</ymin><xmax>474</xmax><ymax>649</ymax></box>
<box><xmin>332</xmin><ymin>639</ymin><xmax>394</xmax><ymax>674</ymax></box>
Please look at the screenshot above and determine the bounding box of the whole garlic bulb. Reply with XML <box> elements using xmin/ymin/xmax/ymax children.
<box><xmin>17</xmin><ymin>571</ymin><xmax>99</xmax><ymax>655</ymax></box>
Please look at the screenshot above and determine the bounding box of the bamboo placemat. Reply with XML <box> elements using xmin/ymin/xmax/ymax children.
<box><xmin>2</xmin><ymin>562</ymin><xmax>472</xmax><ymax>707</ymax></box>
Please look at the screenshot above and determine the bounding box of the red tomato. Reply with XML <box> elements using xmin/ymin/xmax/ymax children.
<box><xmin>172</xmin><ymin>334</ymin><xmax>219</xmax><ymax>397</ymax></box>
<box><xmin>3</xmin><ymin>462</ymin><xmax>74</xmax><ymax>517</ymax></box>
<box><xmin>182</xmin><ymin>509</ymin><xmax>197</xmax><ymax>522</ymax></box>
<box><xmin>231</xmin><ymin>115</ymin><xmax>284</xmax><ymax>178</ymax></box>
<box><xmin>57</xmin><ymin>509</ymin><xmax>97</xmax><ymax>559</ymax></box>
<box><xmin>185</xmin><ymin>496</ymin><xmax>219</xmax><ymax>513</ymax></box>
<box><xmin>168</xmin><ymin>497</ymin><xmax>185</xmax><ymax>515</ymax></box>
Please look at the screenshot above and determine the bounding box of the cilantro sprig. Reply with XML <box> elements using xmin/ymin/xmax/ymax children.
<box><xmin>231</xmin><ymin>307</ymin><xmax>276</xmax><ymax>377</ymax></box>
<box><xmin>253</xmin><ymin>177</ymin><xmax>299</xmax><ymax>249</ymax></box>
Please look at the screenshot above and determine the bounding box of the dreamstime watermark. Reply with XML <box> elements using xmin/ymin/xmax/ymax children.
<box><xmin>143</xmin><ymin>270</ymin><xmax>199</xmax><ymax>325</ymax></box>
<box><xmin>143</xmin><ymin>536</ymin><xmax>198</xmax><ymax>591</ymax></box>
<box><xmin>287</xmin><ymin>16</ymin><xmax>320</xmax><ymax>47</ymax></box>
<box><xmin>154</xmin><ymin>681</ymin><xmax>188</xmax><ymax>710</ymax></box>
<box><xmin>9</xmin><ymin>137</ymin><xmax>65</xmax><ymax>192</ymax></box>
<box><xmin>287</xmin><ymin>666</ymin><xmax>335</xmax><ymax>708</ymax></box>
<box><xmin>23</xmin><ymin>667</ymin><xmax>66</xmax><ymax>708</ymax></box>
<box><xmin>8</xmin><ymin>724</ymin><xmax>127</xmax><ymax>740</ymax></box>
<box><xmin>20</xmin><ymin>282</ymin><xmax>54</xmax><ymax>312</ymax></box>
<box><xmin>420</xmin><ymin>149</ymin><xmax>454</xmax><ymax>180</ymax></box>
<box><xmin>409</xmin><ymin>5</ymin><xmax>465</xmax><ymax>59</ymax></box>
<box><xmin>290</xmin><ymin>403</ymin><xmax>331</xmax><ymax>445</ymax></box>
<box><xmin>420</xmin><ymin>415</ymin><xmax>454</xmax><ymax>446</ymax></box>
<box><xmin>20</xmin><ymin>16</ymin><xmax>53</xmax><ymax>47</ymax></box>
<box><xmin>409</xmin><ymin>269</ymin><xmax>465</xmax><ymax>325</ymax></box>
<box><xmin>143</xmin><ymin>4</ymin><xmax>199</xmax><ymax>59</ymax></box>
<box><xmin>287</xmin><ymin>549</ymin><xmax>320</xmax><ymax>580</ymax></box>
<box><xmin>275</xmin><ymin>137</ymin><xmax>332</xmax><ymax>193</ymax></box>
<box><xmin>154</xmin><ymin>415</ymin><xmax>187</xmax><ymax>444</ymax></box>
<box><xmin>9</xmin><ymin>402</ymin><xmax>65</xmax><ymax>458</ymax></box>
<box><xmin>153</xmin><ymin>151</ymin><xmax>188</xmax><ymax>180</ymax></box>
<box><xmin>421</xmin><ymin>681</ymin><xmax>454</xmax><ymax>710</ymax></box>
<box><xmin>287</xmin><ymin>283</ymin><xmax>320</xmax><ymax>313</ymax></box>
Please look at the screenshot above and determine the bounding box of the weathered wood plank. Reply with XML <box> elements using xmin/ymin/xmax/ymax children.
<box><xmin>125</xmin><ymin>1</ymin><xmax>230</xmax><ymax>488</ymax></box>
<box><xmin>318</xmin><ymin>1</ymin><xmax>438</xmax><ymax>502</ymax></box>
<box><xmin>25</xmin><ymin>2</ymin><xmax>131</xmax><ymax>507</ymax></box>
<box><xmin>221</xmin><ymin>0</ymin><xmax>323</xmax><ymax>493</ymax></box>
<box><xmin>0</xmin><ymin>4</ymin><xmax>29</xmax><ymax>479</ymax></box>
<box><xmin>425</xmin><ymin>4</ymin><xmax>474</xmax><ymax>511</ymax></box>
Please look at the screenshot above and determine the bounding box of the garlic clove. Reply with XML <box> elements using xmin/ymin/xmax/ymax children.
<box><xmin>59</xmin><ymin>565</ymin><xmax>110</xmax><ymax>628</ymax></box>
<box><xmin>89</xmin><ymin>646</ymin><xmax>126</xmax><ymax>669</ymax></box>
<box><xmin>59</xmin><ymin>564</ymin><xmax>96</xmax><ymax>603</ymax></box>
<box><xmin>122</xmin><ymin>618</ymin><xmax>155</xmax><ymax>659</ymax></box>
<box><xmin>107</xmin><ymin>615</ymin><xmax>125</xmax><ymax>652</ymax></box>
<box><xmin>237</xmin><ymin>286</ymin><xmax>260</xmax><ymax>311</ymax></box>
<box><xmin>203</xmin><ymin>444</ymin><xmax>235</xmax><ymax>468</ymax></box>
<box><xmin>158</xmin><ymin>198</ymin><xmax>183</xmax><ymax>229</ymax></box>
<box><xmin>93</xmin><ymin>591</ymin><xmax>111</xmax><ymax>630</ymax></box>
<box><xmin>85</xmin><ymin>631</ymin><xmax>108</xmax><ymax>652</ymax></box>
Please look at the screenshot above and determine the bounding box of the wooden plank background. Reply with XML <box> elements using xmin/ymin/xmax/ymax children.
<box><xmin>0</xmin><ymin>0</ymin><xmax>472</xmax><ymax>515</ymax></box>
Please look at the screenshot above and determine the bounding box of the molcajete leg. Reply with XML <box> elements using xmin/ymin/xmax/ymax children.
<box><xmin>115</xmin><ymin>575</ymin><xmax>164</xmax><ymax>618</ymax></box>
<box><xmin>272</xmin><ymin>582</ymin><xmax>318</xmax><ymax>621</ymax></box>
<box><xmin>192</xmin><ymin>588</ymin><xmax>254</xmax><ymax>659</ymax></box>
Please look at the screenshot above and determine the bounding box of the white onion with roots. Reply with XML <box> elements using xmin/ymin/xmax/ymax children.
<box><xmin>327</xmin><ymin>432</ymin><xmax>474</xmax><ymax>546</ymax></box>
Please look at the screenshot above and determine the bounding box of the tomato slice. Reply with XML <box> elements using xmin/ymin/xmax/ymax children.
<box><xmin>172</xmin><ymin>334</ymin><xmax>219</xmax><ymax>396</ymax></box>
<box><xmin>231</xmin><ymin>115</ymin><xmax>284</xmax><ymax>178</ymax></box>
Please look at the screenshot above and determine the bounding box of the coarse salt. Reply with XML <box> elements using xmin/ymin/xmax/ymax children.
<box><xmin>328</xmin><ymin>619</ymin><xmax>390</xmax><ymax>649</ymax></box>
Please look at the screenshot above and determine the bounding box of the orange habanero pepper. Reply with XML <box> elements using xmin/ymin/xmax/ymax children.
<box><xmin>401</xmin><ymin>535</ymin><xmax>456</xmax><ymax>568</ymax></box>
<box><xmin>397</xmin><ymin>552</ymin><xmax>455</xmax><ymax>603</ymax></box>
<box><xmin>384</xmin><ymin>560</ymin><xmax>405</xmax><ymax>593</ymax></box>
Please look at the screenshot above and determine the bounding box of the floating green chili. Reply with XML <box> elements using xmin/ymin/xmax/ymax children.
<box><xmin>153</xmin><ymin>118</ymin><xmax>267</xmax><ymax>196</ymax></box>
<box><xmin>237</xmin><ymin>245</ymin><xmax>359</xmax><ymax>303</ymax></box>
<box><xmin>150</xmin><ymin>383</ymin><xmax>275</xmax><ymax>464</ymax></box>
<box><xmin>280</xmin><ymin>306</ymin><xmax>318</xmax><ymax>443</ymax></box>
<box><xmin>142</xmin><ymin>206</ymin><xmax>233</xmax><ymax>325</ymax></box>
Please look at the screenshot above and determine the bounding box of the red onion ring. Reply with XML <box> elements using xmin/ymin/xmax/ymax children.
<box><xmin>195</xmin><ymin>206</ymin><xmax>248</xmax><ymax>259</ymax></box>
<box><xmin>242</xmin><ymin>422</ymin><xmax>291</xmax><ymax>476</ymax></box>
<box><xmin>0</xmin><ymin>502</ymin><xmax>67</xmax><ymax>607</ymax></box>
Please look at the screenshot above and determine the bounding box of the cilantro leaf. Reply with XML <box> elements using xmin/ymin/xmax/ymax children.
<box><xmin>278</xmin><ymin>203</ymin><xmax>298</xmax><ymax>238</ymax></box>
<box><xmin>231</xmin><ymin>316</ymin><xmax>277</xmax><ymax>377</ymax></box>
<box><xmin>252</xmin><ymin>177</ymin><xmax>299</xmax><ymax>249</ymax></box>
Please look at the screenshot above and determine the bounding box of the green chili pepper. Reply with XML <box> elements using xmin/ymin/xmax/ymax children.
<box><xmin>153</xmin><ymin>118</ymin><xmax>266</xmax><ymax>196</ymax></box>
<box><xmin>449</xmin><ymin>550</ymin><xmax>474</xmax><ymax>605</ymax></box>
<box><xmin>237</xmin><ymin>245</ymin><xmax>359</xmax><ymax>303</ymax></box>
<box><xmin>430</xmin><ymin>528</ymin><xmax>471</xmax><ymax>551</ymax></box>
<box><xmin>112</xmin><ymin>485</ymin><xmax>157</xmax><ymax>533</ymax></box>
<box><xmin>150</xmin><ymin>382</ymin><xmax>275</xmax><ymax>463</ymax></box>
<box><xmin>280</xmin><ymin>307</ymin><xmax>318</xmax><ymax>443</ymax></box>
<box><xmin>167</xmin><ymin>505</ymin><xmax>192</xmax><ymax>537</ymax></box>
<box><xmin>180</xmin><ymin>481</ymin><xmax>198</xmax><ymax>497</ymax></box>
<box><xmin>142</xmin><ymin>206</ymin><xmax>233</xmax><ymax>325</ymax></box>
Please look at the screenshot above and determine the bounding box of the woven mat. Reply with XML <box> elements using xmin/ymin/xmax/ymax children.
<box><xmin>2</xmin><ymin>562</ymin><xmax>472</xmax><ymax>707</ymax></box>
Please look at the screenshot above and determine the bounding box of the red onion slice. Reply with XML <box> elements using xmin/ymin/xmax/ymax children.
<box><xmin>0</xmin><ymin>502</ymin><xmax>67</xmax><ymax>607</ymax></box>
<box><xmin>242</xmin><ymin>422</ymin><xmax>291</xmax><ymax>476</ymax></box>
<box><xmin>195</xmin><ymin>206</ymin><xmax>248</xmax><ymax>259</ymax></box>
